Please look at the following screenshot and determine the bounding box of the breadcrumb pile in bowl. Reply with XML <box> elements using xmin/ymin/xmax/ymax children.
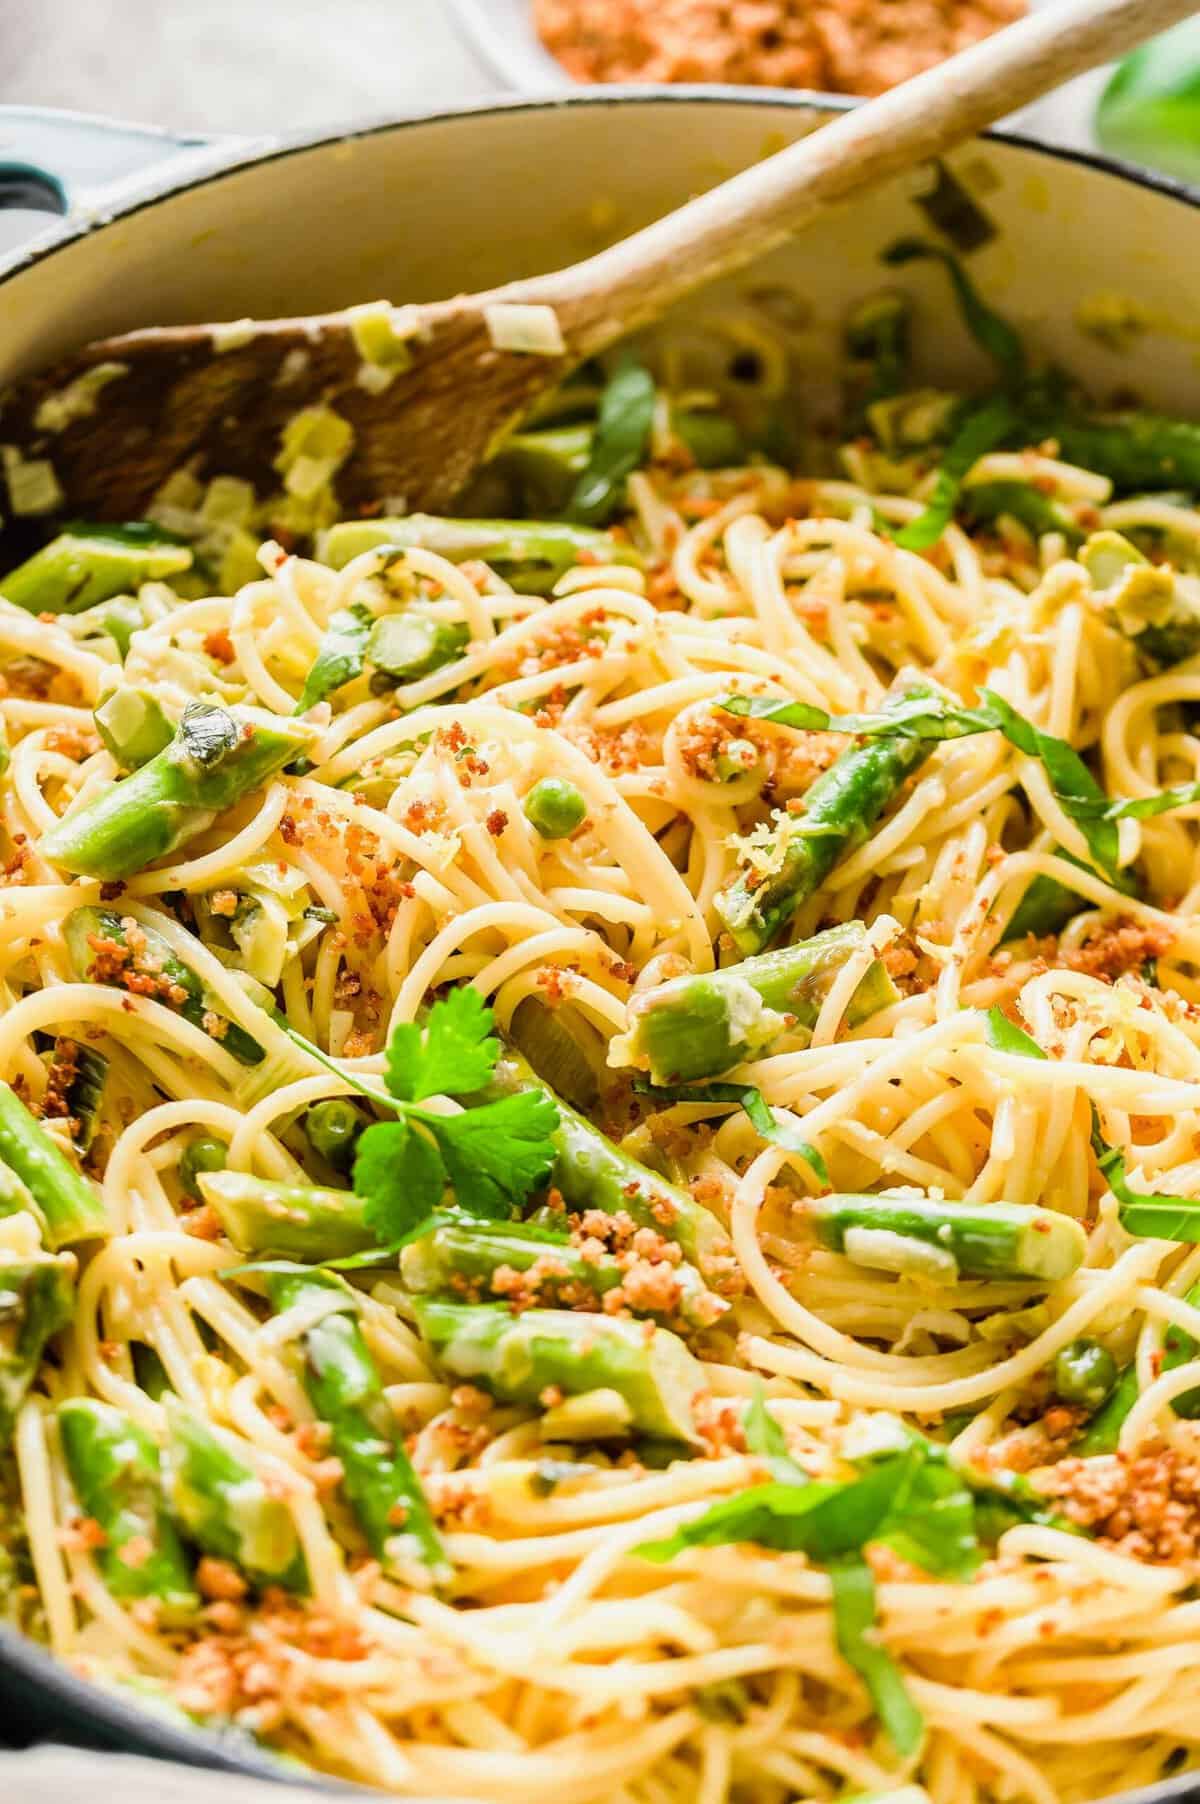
<box><xmin>533</xmin><ymin>0</ymin><xmax>1028</xmax><ymax>96</ymax></box>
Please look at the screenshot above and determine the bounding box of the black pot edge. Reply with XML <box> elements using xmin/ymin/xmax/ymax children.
<box><xmin>0</xmin><ymin>80</ymin><xmax>1199</xmax><ymax>1798</ymax></box>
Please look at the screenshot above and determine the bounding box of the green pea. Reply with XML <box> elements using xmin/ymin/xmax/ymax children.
<box><xmin>179</xmin><ymin>1135</ymin><xmax>227</xmax><ymax>1198</ymax></box>
<box><xmin>524</xmin><ymin>777</ymin><xmax>587</xmax><ymax>840</ymax></box>
<box><xmin>305</xmin><ymin>1098</ymin><xmax>365</xmax><ymax>1174</ymax></box>
<box><xmin>1053</xmin><ymin>1338</ymin><xmax>1118</xmax><ymax>1410</ymax></box>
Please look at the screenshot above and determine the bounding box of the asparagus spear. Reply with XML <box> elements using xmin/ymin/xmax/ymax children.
<box><xmin>1071</xmin><ymin>1363</ymin><xmax>1140</xmax><ymax>1455</ymax></box>
<box><xmin>163</xmin><ymin>1398</ymin><xmax>307</xmax><ymax>1592</ymax></box>
<box><xmin>412</xmin><ymin>1298</ymin><xmax>703</xmax><ymax>1444</ymax></box>
<box><xmin>41</xmin><ymin>701</ymin><xmax>314</xmax><ymax>881</ymax></box>
<box><xmin>58</xmin><ymin>1399</ymin><xmax>198</xmax><ymax>1622</ymax></box>
<box><xmin>961</xmin><ymin>481</ymin><xmax>1084</xmax><ymax>547</ymax></box>
<box><xmin>801</xmin><ymin>1192</ymin><xmax>1087</xmax><ymax>1283</ymax></box>
<box><xmin>1073</xmin><ymin>1278</ymin><xmax>1200</xmax><ymax>1453</ymax></box>
<box><xmin>198</xmin><ymin>1170</ymin><xmax>378</xmax><ymax>1262</ymax></box>
<box><xmin>64</xmin><ymin>907</ymin><xmax>264</xmax><ymax>1066</ymax></box>
<box><xmin>486</xmin><ymin>1052</ymin><xmax>735</xmax><ymax>1279</ymax></box>
<box><xmin>1054</xmin><ymin>415</ymin><xmax>1200</xmax><ymax>495</ymax></box>
<box><xmin>616</xmin><ymin>922</ymin><xmax>899</xmax><ymax>1086</ymax></box>
<box><xmin>715</xmin><ymin>686</ymin><xmax>937</xmax><ymax>957</ymax></box>
<box><xmin>93</xmin><ymin>687</ymin><xmax>174</xmax><ymax>771</ymax></box>
<box><xmin>265</xmin><ymin>1269</ymin><xmax>447</xmax><ymax>1579</ymax></box>
<box><xmin>0</xmin><ymin>524</ymin><xmax>191</xmax><ymax>614</ymax></box>
<box><xmin>0</xmin><ymin>1083</ymin><xmax>108</xmax><ymax>1248</ymax></box>
<box><xmin>0</xmin><ymin>1250</ymin><xmax>74</xmax><ymax>1443</ymax></box>
<box><xmin>318</xmin><ymin>516</ymin><xmax>641</xmax><ymax>594</ymax></box>
<box><xmin>401</xmin><ymin>1211</ymin><xmax>727</xmax><ymax>1332</ymax></box>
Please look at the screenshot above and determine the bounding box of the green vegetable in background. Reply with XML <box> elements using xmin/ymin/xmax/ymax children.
<box><xmin>1097</xmin><ymin>18</ymin><xmax>1200</xmax><ymax>186</ymax></box>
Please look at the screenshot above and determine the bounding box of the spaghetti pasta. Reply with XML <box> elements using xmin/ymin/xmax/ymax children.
<box><xmin>4</xmin><ymin>282</ymin><xmax>1200</xmax><ymax>1804</ymax></box>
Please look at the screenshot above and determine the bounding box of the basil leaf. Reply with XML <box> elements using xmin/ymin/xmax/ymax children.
<box><xmin>830</xmin><ymin>1556</ymin><xmax>925</xmax><ymax>1759</ymax></box>
<box><xmin>296</xmin><ymin>603</ymin><xmax>372</xmax><ymax>713</ymax></box>
<box><xmin>744</xmin><ymin>1383</ymin><xmax>810</xmax><ymax>1485</ymax></box>
<box><xmin>983</xmin><ymin>1005</ymin><xmax>1047</xmax><ymax>1061</ymax></box>
<box><xmin>883</xmin><ymin>239</ymin><xmax>1027</xmax><ymax>388</ymax></box>
<box><xmin>633</xmin><ymin>1077</ymin><xmax>828</xmax><ymax>1184</ymax></box>
<box><xmin>566</xmin><ymin>359</ymin><xmax>656</xmax><ymax>526</ymax></box>
<box><xmin>896</xmin><ymin>399</ymin><xmax>1020</xmax><ymax>551</ymax></box>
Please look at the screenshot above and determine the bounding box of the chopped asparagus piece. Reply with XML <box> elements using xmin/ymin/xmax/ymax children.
<box><xmin>42</xmin><ymin>702</ymin><xmax>314</xmax><ymax>881</ymax></box>
<box><xmin>961</xmin><ymin>481</ymin><xmax>1084</xmax><ymax>546</ymax></box>
<box><xmin>198</xmin><ymin>1170</ymin><xmax>378</xmax><ymax>1263</ymax></box>
<box><xmin>802</xmin><ymin>1192</ymin><xmax>1086</xmax><ymax>1282</ymax></box>
<box><xmin>401</xmin><ymin>1211</ymin><xmax>727</xmax><ymax>1331</ymax></box>
<box><xmin>0</xmin><ymin>1250</ymin><xmax>74</xmax><ymax>1443</ymax></box>
<box><xmin>367</xmin><ymin>612</ymin><xmax>468</xmax><ymax>684</ymax></box>
<box><xmin>265</xmin><ymin>1270</ymin><xmax>446</xmax><ymax>1579</ymax></box>
<box><xmin>1071</xmin><ymin>1364</ymin><xmax>1140</xmax><ymax>1455</ymax></box>
<box><xmin>93</xmin><ymin>687</ymin><xmax>174</xmax><ymax>771</ymax></box>
<box><xmin>715</xmin><ymin>685</ymin><xmax>938</xmax><ymax>956</ymax></box>
<box><xmin>64</xmin><ymin>907</ymin><xmax>264</xmax><ymax>1066</ymax></box>
<box><xmin>616</xmin><ymin>922</ymin><xmax>898</xmax><ymax>1086</ymax></box>
<box><xmin>164</xmin><ymin>1399</ymin><xmax>307</xmax><ymax>1591</ymax></box>
<box><xmin>1055</xmin><ymin>415</ymin><xmax>1200</xmax><ymax>495</ymax></box>
<box><xmin>58</xmin><ymin>1399</ymin><xmax>197</xmax><ymax>1622</ymax></box>
<box><xmin>1081</xmin><ymin>530</ymin><xmax>1200</xmax><ymax>670</ymax></box>
<box><xmin>319</xmin><ymin>516</ymin><xmax>641</xmax><ymax>594</ymax></box>
<box><xmin>0</xmin><ymin>1083</ymin><xmax>108</xmax><ymax>1248</ymax></box>
<box><xmin>0</xmin><ymin>524</ymin><xmax>191</xmax><ymax>614</ymax></box>
<box><xmin>412</xmin><ymin>1298</ymin><xmax>703</xmax><ymax>1444</ymax></box>
<box><xmin>490</xmin><ymin>424</ymin><xmax>592</xmax><ymax>512</ymax></box>
<box><xmin>487</xmin><ymin>1052</ymin><xmax>734</xmax><ymax>1278</ymax></box>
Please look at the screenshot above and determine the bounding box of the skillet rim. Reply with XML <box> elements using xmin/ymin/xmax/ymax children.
<box><xmin>0</xmin><ymin>83</ymin><xmax>1197</xmax><ymax>1795</ymax></box>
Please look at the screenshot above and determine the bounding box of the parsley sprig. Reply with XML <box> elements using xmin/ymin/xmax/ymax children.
<box><xmin>277</xmin><ymin>988</ymin><xmax>559</xmax><ymax>1247</ymax></box>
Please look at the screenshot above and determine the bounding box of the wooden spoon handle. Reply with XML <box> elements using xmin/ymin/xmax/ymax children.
<box><xmin>520</xmin><ymin>0</ymin><xmax>1196</xmax><ymax>356</ymax></box>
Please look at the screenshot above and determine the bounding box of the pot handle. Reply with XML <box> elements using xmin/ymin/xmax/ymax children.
<box><xmin>0</xmin><ymin>106</ymin><xmax>263</xmax><ymax>244</ymax></box>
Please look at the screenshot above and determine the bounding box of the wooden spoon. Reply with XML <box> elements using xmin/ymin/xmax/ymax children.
<box><xmin>2</xmin><ymin>0</ymin><xmax>1193</xmax><ymax>530</ymax></box>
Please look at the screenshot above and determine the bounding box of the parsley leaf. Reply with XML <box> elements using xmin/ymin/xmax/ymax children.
<box><xmin>428</xmin><ymin>1089</ymin><xmax>559</xmax><ymax>1222</ymax></box>
<box><xmin>386</xmin><ymin>986</ymin><xmax>500</xmax><ymax>1103</ymax></box>
<box><xmin>353</xmin><ymin>1119</ymin><xmax>445</xmax><ymax>1242</ymax></box>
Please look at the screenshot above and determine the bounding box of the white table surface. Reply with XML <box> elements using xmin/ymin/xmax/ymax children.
<box><xmin>1</xmin><ymin>0</ymin><xmax>496</xmax><ymax>134</ymax></box>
